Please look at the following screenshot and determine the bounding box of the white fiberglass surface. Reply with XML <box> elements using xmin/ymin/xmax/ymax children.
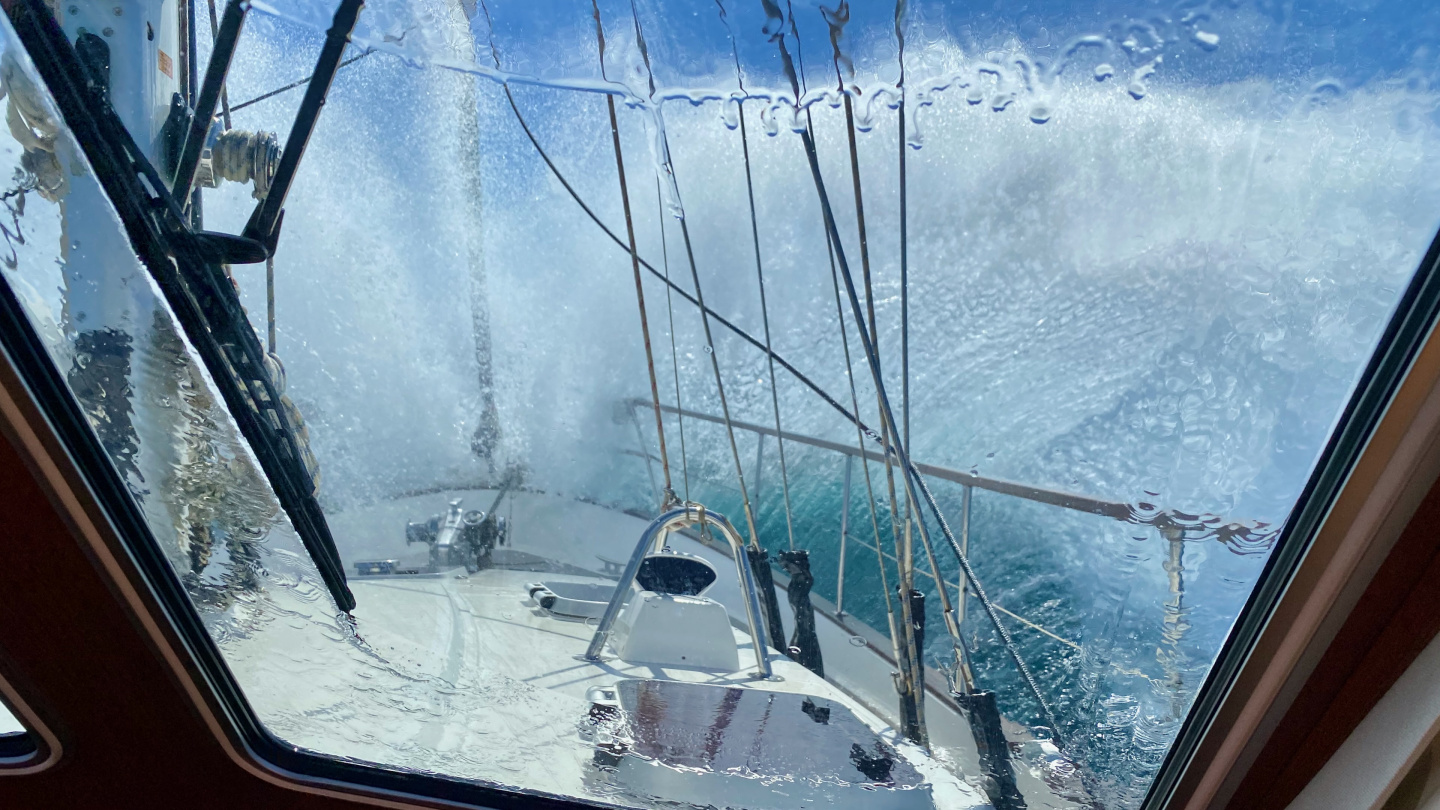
<box><xmin>5</xmin><ymin>0</ymin><xmax>1440</xmax><ymax>808</ymax></box>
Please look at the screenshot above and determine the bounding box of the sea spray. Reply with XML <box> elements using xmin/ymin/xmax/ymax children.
<box><xmin>196</xmin><ymin>3</ymin><xmax>1440</xmax><ymax>805</ymax></box>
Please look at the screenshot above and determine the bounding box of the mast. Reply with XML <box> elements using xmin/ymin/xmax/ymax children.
<box><xmin>435</xmin><ymin>0</ymin><xmax>502</xmax><ymax>465</ymax></box>
<box><xmin>457</xmin><ymin>42</ymin><xmax>501</xmax><ymax>465</ymax></box>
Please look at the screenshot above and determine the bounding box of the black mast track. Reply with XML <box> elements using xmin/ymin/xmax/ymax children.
<box><xmin>5</xmin><ymin>0</ymin><xmax>356</xmax><ymax>612</ymax></box>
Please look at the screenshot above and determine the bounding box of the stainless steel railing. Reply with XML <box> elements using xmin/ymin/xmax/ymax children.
<box><xmin>623</xmin><ymin>398</ymin><xmax>1277</xmax><ymax>652</ymax></box>
<box><xmin>584</xmin><ymin>505</ymin><xmax>774</xmax><ymax>679</ymax></box>
<box><xmin>627</xmin><ymin>399</ymin><xmax>1275</xmax><ymax>550</ymax></box>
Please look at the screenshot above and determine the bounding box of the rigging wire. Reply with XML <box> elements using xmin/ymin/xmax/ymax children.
<box><xmin>656</xmin><ymin>179</ymin><xmax>690</xmax><ymax>501</ymax></box>
<box><xmin>204</xmin><ymin>0</ymin><xmax>233</xmax><ymax>129</ymax></box>
<box><xmin>623</xmin><ymin>2</ymin><xmax>763</xmax><ymax>551</ymax></box>
<box><xmin>820</xmin><ymin>130</ymin><xmax>1066</xmax><ymax>746</ymax></box>
<box><xmin>498</xmin><ymin>85</ymin><xmax>892</xmax><ymax>453</ymax></box>
<box><xmin>894</xmin><ymin>0</ymin><xmax>918</xmax><ymax>658</ymax></box>
<box><xmin>781</xmin><ymin>0</ymin><xmax>921</xmax><ymax>741</ymax></box>
<box><xmin>815</xmin><ymin>2</ymin><xmax>926</xmax><ymax>745</ymax></box>
<box><xmin>717</xmin><ymin>0</ymin><xmax>798</xmax><ymax>551</ymax></box>
<box><xmin>770</xmin><ymin>13</ymin><xmax>1066</xmax><ymax>747</ymax></box>
<box><xmin>485</xmin><ymin>26</ymin><xmax>1050</xmax><ymax>698</ymax></box>
<box><xmin>483</xmin><ymin>2</ymin><xmax>1059</xmax><ymax>742</ymax></box>
<box><xmin>777</xmin><ymin>1</ymin><xmax>905</xmax><ymax>684</ymax></box>
<box><xmin>589</xmin><ymin>0</ymin><xmax>676</xmax><ymax>508</ymax></box>
<box><xmin>726</xmin><ymin>0</ymin><xmax>906</xmax><ymax>695</ymax></box>
<box><xmin>230</xmin><ymin>49</ymin><xmax>373</xmax><ymax>114</ymax></box>
<box><xmin>825</xmin><ymin>217</ymin><xmax>907</xmax><ymax>704</ymax></box>
<box><xmin>886</xmin><ymin>0</ymin><xmax>966</xmax><ymax>692</ymax></box>
<box><xmin>478</xmin><ymin>0</ymin><xmax>879</xmax><ymax>450</ymax></box>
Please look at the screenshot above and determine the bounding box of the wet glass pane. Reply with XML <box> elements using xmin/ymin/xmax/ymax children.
<box><xmin>8</xmin><ymin>0</ymin><xmax>1440</xmax><ymax>809</ymax></box>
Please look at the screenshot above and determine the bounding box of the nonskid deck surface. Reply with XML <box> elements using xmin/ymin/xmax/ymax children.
<box><xmin>325</xmin><ymin>489</ymin><xmax>1085</xmax><ymax>808</ymax></box>
<box><xmin>349</xmin><ymin>567</ymin><xmax>986</xmax><ymax>808</ymax></box>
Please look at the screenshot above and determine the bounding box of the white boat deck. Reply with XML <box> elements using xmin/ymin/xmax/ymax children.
<box><xmin>350</xmin><ymin>568</ymin><xmax>978</xmax><ymax>808</ymax></box>
<box><xmin>319</xmin><ymin>489</ymin><xmax>1085</xmax><ymax>809</ymax></box>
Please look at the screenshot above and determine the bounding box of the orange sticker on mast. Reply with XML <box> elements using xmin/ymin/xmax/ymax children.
<box><xmin>158</xmin><ymin>50</ymin><xmax>173</xmax><ymax>78</ymax></box>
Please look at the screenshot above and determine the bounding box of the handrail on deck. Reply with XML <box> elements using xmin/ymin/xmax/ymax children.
<box><xmin>584</xmin><ymin>505</ymin><xmax>774</xmax><ymax>679</ymax></box>
<box><xmin>623</xmin><ymin>398</ymin><xmax>1276</xmax><ymax>552</ymax></box>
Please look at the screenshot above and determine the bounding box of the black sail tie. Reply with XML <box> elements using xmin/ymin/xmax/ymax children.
<box><xmin>954</xmin><ymin>689</ymin><xmax>1027</xmax><ymax>810</ymax></box>
<box><xmin>780</xmin><ymin>550</ymin><xmax>824</xmax><ymax>677</ymax></box>
<box><xmin>747</xmin><ymin>547</ymin><xmax>787</xmax><ymax>653</ymax></box>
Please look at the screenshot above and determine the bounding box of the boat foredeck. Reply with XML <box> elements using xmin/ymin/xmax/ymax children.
<box><xmin>348</xmin><ymin>567</ymin><xmax>987</xmax><ymax>809</ymax></box>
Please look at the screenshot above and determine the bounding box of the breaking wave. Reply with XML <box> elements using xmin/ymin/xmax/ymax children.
<box><xmin>193</xmin><ymin>2</ymin><xmax>1440</xmax><ymax>806</ymax></box>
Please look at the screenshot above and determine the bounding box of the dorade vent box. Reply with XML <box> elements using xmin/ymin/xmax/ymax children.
<box><xmin>611</xmin><ymin>590</ymin><xmax>740</xmax><ymax>672</ymax></box>
<box><xmin>604</xmin><ymin>549</ymin><xmax>739</xmax><ymax>671</ymax></box>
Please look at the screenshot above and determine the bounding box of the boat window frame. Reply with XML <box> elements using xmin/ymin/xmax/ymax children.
<box><xmin>0</xmin><ymin>664</ymin><xmax>60</xmax><ymax>775</ymax></box>
<box><xmin>2</xmin><ymin>0</ymin><xmax>1440</xmax><ymax>805</ymax></box>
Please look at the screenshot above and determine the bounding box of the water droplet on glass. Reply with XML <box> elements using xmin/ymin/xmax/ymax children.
<box><xmin>1129</xmin><ymin>57</ymin><xmax>1160</xmax><ymax>100</ymax></box>
<box><xmin>762</xmin><ymin>103</ymin><xmax>783</xmax><ymax>137</ymax></box>
<box><xmin>991</xmin><ymin>93</ymin><xmax>1016</xmax><ymax>112</ymax></box>
<box><xmin>965</xmin><ymin>86</ymin><xmax>985</xmax><ymax>105</ymax></box>
<box><xmin>1093</xmin><ymin>63</ymin><xmax>1114</xmax><ymax>82</ymax></box>
<box><xmin>1192</xmin><ymin>30</ymin><xmax>1220</xmax><ymax>51</ymax></box>
<box><xmin>1029</xmin><ymin>105</ymin><xmax>1052</xmax><ymax>124</ymax></box>
<box><xmin>1307</xmin><ymin>79</ymin><xmax>1344</xmax><ymax>107</ymax></box>
<box><xmin>703</xmin><ymin>345</ymin><xmax>713</xmax><ymax>354</ymax></box>
<box><xmin>721</xmin><ymin>99</ymin><xmax>740</xmax><ymax>131</ymax></box>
